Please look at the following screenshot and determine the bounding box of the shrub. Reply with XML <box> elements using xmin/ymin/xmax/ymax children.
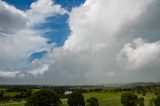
<box><xmin>86</xmin><ymin>97</ymin><xmax>99</xmax><ymax>106</ymax></box>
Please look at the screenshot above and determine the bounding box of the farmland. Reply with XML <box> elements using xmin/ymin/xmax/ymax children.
<box><xmin>0</xmin><ymin>87</ymin><xmax>157</xmax><ymax>106</ymax></box>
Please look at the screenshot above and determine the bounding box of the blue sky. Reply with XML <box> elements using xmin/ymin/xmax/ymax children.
<box><xmin>3</xmin><ymin>0</ymin><xmax>85</xmax><ymax>61</ymax></box>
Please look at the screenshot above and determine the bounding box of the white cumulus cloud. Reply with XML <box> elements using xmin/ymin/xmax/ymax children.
<box><xmin>0</xmin><ymin>0</ymin><xmax>67</xmax><ymax>80</ymax></box>
<box><xmin>117</xmin><ymin>38</ymin><xmax>160</xmax><ymax>69</ymax></box>
<box><xmin>28</xmin><ymin>64</ymin><xmax>49</xmax><ymax>77</ymax></box>
<box><xmin>0</xmin><ymin>71</ymin><xmax>20</xmax><ymax>78</ymax></box>
<box><xmin>27</xmin><ymin>0</ymin><xmax>68</xmax><ymax>26</ymax></box>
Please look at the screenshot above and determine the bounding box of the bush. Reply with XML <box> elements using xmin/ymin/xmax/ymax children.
<box><xmin>86</xmin><ymin>97</ymin><xmax>99</xmax><ymax>106</ymax></box>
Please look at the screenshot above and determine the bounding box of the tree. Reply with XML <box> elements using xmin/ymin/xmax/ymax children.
<box><xmin>138</xmin><ymin>97</ymin><xmax>144</xmax><ymax>106</ymax></box>
<box><xmin>86</xmin><ymin>97</ymin><xmax>99</xmax><ymax>106</ymax></box>
<box><xmin>67</xmin><ymin>91</ymin><xmax>85</xmax><ymax>106</ymax></box>
<box><xmin>25</xmin><ymin>89</ymin><xmax>32</xmax><ymax>98</ymax></box>
<box><xmin>121</xmin><ymin>92</ymin><xmax>138</xmax><ymax>106</ymax></box>
<box><xmin>25</xmin><ymin>89</ymin><xmax>61</xmax><ymax>106</ymax></box>
<box><xmin>0</xmin><ymin>91</ymin><xmax>10</xmax><ymax>102</ymax></box>
<box><xmin>155</xmin><ymin>95</ymin><xmax>160</xmax><ymax>106</ymax></box>
<box><xmin>0</xmin><ymin>91</ymin><xmax>4</xmax><ymax>101</ymax></box>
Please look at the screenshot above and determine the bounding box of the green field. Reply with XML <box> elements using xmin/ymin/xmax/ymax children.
<box><xmin>83</xmin><ymin>92</ymin><xmax>156</xmax><ymax>106</ymax></box>
<box><xmin>0</xmin><ymin>92</ymin><xmax>155</xmax><ymax>106</ymax></box>
<box><xmin>0</xmin><ymin>101</ymin><xmax>25</xmax><ymax>106</ymax></box>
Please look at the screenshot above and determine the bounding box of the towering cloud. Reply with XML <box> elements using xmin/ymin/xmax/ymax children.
<box><xmin>46</xmin><ymin>0</ymin><xmax>160</xmax><ymax>84</ymax></box>
<box><xmin>1</xmin><ymin>0</ymin><xmax>160</xmax><ymax>84</ymax></box>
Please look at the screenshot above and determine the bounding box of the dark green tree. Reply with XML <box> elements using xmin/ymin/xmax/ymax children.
<box><xmin>25</xmin><ymin>89</ymin><xmax>32</xmax><ymax>98</ymax></box>
<box><xmin>86</xmin><ymin>97</ymin><xmax>99</xmax><ymax>106</ymax></box>
<box><xmin>138</xmin><ymin>97</ymin><xmax>144</xmax><ymax>106</ymax></box>
<box><xmin>67</xmin><ymin>91</ymin><xmax>85</xmax><ymax>106</ymax></box>
<box><xmin>155</xmin><ymin>95</ymin><xmax>160</xmax><ymax>106</ymax></box>
<box><xmin>121</xmin><ymin>92</ymin><xmax>138</xmax><ymax>106</ymax></box>
<box><xmin>25</xmin><ymin>89</ymin><xmax>61</xmax><ymax>106</ymax></box>
<box><xmin>0</xmin><ymin>91</ymin><xmax>4</xmax><ymax>101</ymax></box>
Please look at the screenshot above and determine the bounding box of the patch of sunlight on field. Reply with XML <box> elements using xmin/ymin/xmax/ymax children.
<box><xmin>32</xmin><ymin>89</ymin><xmax>40</xmax><ymax>93</ymax></box>
<box><xmin>60</xmin><ymin>98</ymin><xmax>68</xmax><ymax>106</ymax></box>
<box><xmin>83</xmin><ymin>92</ymin><xmax>156</xmax><ymax>106</ymax></box>
<box><xmin>142</xmin><ymin>93</ymin><xmax>156</xmax><ymax>106</ymax></box>
<box><xmin>5</xmin><ymin>92</ymin><xmax>21</xmax><ymax>97</ymax></box>
<box><xmin>83</xmin><ymin>92</ymin><xmax>122</xmax><ymax>106</ymax></box>
<box><xmin>0</xmin><ymin>101</ymin><xmax>25</xmax><ymax>106</ymax></box>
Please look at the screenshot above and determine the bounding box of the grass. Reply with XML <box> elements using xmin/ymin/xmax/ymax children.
<box><xmin>61</xmin><ymin>92</ymin><xmax>156</xmax><ymax>106</ymax></box>
<box><xmin>84</xmin><ymin>92</ymin><xmax>156</xmax><ymax>106</ymax></box>
<box><xmin>32</xmin><ymin>89</ymin><xmax>40</xmax><ymax>93</ymax></box>
<box><xmin>0</xmin><ymin>92</ymin><xmax>156</xmax><ymax>106</ymax></box>
<box><xmin>0</xmin><ymin>101</ymin><xmax>25</xmax><ymax>106</ymax></box>
<box><xmin>5</xmin><ymin>92</ymin><xmax>21</xmax><ymax>97</ymax></box>
<box><xmin>83</xmin><ymin>92</ymin><xmax>122</xmax><ymax>106</ymax></box>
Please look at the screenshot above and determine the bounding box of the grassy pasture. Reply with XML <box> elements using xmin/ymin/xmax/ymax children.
<box><xmin>0</xmin><ymin>101</ymin><xmax>25</xmax><ymax>106</ymax></box>
<box><xmin>83</xmin><ymin>92</ymin><xmax>156</xmax><ymax>106</ymax></box>
<box><xmin>5</xmin><ymin>92</ymin><xmax>21</xmax><ymax>97</ymax></box>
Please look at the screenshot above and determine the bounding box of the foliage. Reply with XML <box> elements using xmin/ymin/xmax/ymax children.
<box><xmin>86</xmin><ymin>97</ymin><xmax>99</xmax><ymax>106</ymax></box>
<box><xmin>154</xmin><ymin>95</ymin><xmax>160</xmax><ymax>106</ymax></box>
<box><xmin>0</xmin><ymin>91</ymin><xmax>4</xmax><ymax>100</ymax></box>
<box><xmin>0</xmin><ymin>91</ymin><xmax>10</xmax><ymax>102</ymax></box>
<box><xmin>149</xmin><ymin>98</ymin><xmax>155</xmax><ymax>106</ymax></box>
<box><xmin>0</xmin><ymin>91</ymin><xmax>156</xmax><ymax>106</ymax></box>
<box><xmin>6</xmin><ymin>87</ymin><xmax>29</xmax><ymax>92</ymax></box>
<box><xmin>138</xmin><ymin>97</ymin><xmax>144</xmax><ymax>106</ymax></box>
<box><xmin>25</xmin><ymin>89</ymin><xmax>61</xmax><ymax>106</ymax></box>
<box><xmin>121</xmin><ymin>92</ymin><xmax>138</xmax><ymax>106</ymax></box>
<box><xmin>67</xmin><ymin>91</ymin><xmax>85</xmax><ymax>106</ymax></box>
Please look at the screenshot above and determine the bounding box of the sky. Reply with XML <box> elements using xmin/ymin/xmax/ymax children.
<box><xmin>0</xmin><ymin>0</ymin><xmax>160</xmax><ymax>85</ymax></box>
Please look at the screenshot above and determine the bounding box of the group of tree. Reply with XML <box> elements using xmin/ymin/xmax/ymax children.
<box><xmin>6</xmin><ymin>87</ymin><xmax>29</xmax><ymax>92</ymax></box>
<box><xmin>24</xmin><ymin>89</ymin><xmax>160</xmax><ymax>106</ymax></box>
<box><xmin>121</xmin><ymin>92</ymin><xmax>146</xmax><ymax>106</ymax></box>
<box><xmin>25</xmin><ymin>89</ymin><xmax>61</xmax><ymax>106</ymax></box>
<box><xmin>121</xmin><ymin>92</ymin><xmax>160</xmax><ymax>106</ymax></box>
<box><xmin>121</xmin><ymin>92</ymin><xmax>139</xmax><ymax>106</ymax></box>
<box><xmin>0</xmin><ymin>91</ymin><xmax>10</xmax><ymax>102</ymax></box>
<box><xmin>13</xmin><ymin>89</ymin><xmax>32</xmax><ymax>101</ymax></box>
<box><xmin>155</xmin><ymin>95</ymin><xmax>160</xmax><ymax>106</ymax></box>
<box><xmin>25</xmin><ymin>90</ymin><xmax>99</xmax><ymax>106</ymax></box>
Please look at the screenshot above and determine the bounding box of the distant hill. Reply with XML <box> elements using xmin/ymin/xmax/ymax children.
<box><xmin>103</xmin><ymin>82</ymin><xmax>160</xmax><ymax>88</ymax></box>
